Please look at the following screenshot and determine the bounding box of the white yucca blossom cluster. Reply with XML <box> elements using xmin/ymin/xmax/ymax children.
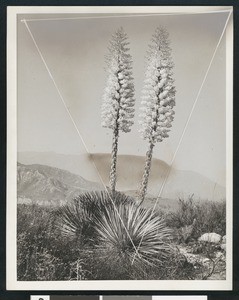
<box><xmin>139</xmin><ymin>27</ymin><xmax>176</xmax><ymax>144</ymax></box>
<box><xmin>101</xmin><ymin>28</ymin><xmax>135</xmax><ymax>133</ymax></box>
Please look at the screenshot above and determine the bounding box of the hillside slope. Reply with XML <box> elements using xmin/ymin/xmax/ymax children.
<box><xmin>17</xmin><ymin>163</ymin><xmax>103</xmax><ymax>205</ymax></box>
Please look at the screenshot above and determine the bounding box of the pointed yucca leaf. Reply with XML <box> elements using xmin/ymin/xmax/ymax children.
<box><xmin>55</xmin><ymin>191</ymin><xmax>133</xmax><ymax>242</ymax></box>
<box><xmin>55</xmin><ymin>202</ymin><xmax>84</xmax><ymax>238</ymax></box>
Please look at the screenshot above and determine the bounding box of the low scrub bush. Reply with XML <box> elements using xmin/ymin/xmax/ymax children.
<box><xmin>17</xmin><ymin>204</ymin><xmax>87</xmax><ymax>280</ymax></box>
<box><xmin>165</xmin><ymin>195</ymin><xmax>226</xmax><ymax>240</ymax></box>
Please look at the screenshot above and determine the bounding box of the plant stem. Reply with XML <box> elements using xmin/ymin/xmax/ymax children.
<box><xmin>109</xmin><ymin>127</ymin><xmax>119</xmax><ymax>194</ymax></box>
<box><xmin>139</xmin><ymin>141</ymin><xmax>155</xmax><ymax>204</ymax></box>
<box><xmin>109</xmin><ymin>61</ymin><xmax>122</xmax><ymax>195</ymax></box>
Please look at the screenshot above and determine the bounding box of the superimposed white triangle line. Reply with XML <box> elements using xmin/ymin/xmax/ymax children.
<box><xmin>23</xmin><ymin>19</ymin><xmax>141</xmax><ymax>259</ymax></box>
<box><xmin>132</xmin><ymin>10</ymin><xmax>232</xmax><ymax>264</ymax></box>
<box><xmin>21</xmin><ymin>10</ymin><xmax>232</xmax><ymax>22</ymax></box>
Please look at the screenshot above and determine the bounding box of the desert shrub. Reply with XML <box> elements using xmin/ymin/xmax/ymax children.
<box><xmin>144</xmin><ymin>247</ymin><xmax>197</xmax><ymax>280</ymax></box>
<box><xmin>17</xmin><ymin>204</ymin><xmax>58</xmax><ymax>244</ymax></box>
<box><xmin>17</xmin><ymin>204</ymin><xmax>89</xmax><ymax>280</ymax></box>
<box><xmin>17</xmin><ymin>231</ymin><xmax>68</xmax><ymax>280</ymax></box>
<box><xmin>165</xmin><ymin>195</ymin><xmax>226</xmax><ymax>240</ymax></box>
<box><xmin>81</xmin><ymin>246</ymin><xmax>196</xmax><ymax>280</ymax></box>
<box><xmin>17</xmin><ymin>204</ymin><xmax>51</xmax><ymax>233</ymax></box>
<box><xmin>190</xmin><ymin>241</ymin><xmax>221</xmax><ymax>257</ymax></box>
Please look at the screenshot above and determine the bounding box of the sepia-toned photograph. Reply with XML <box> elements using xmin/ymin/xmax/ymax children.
<box><xmin>7</xmin><ymin>6</ymin><xmax>233</xmax><ymax>290</ymax></box>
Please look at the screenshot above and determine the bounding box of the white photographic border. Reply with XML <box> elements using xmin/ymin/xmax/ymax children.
<box><xmin>7</xmin><ymin>5</ymin><xmax>233</xmax><ymax>291</ymax></box>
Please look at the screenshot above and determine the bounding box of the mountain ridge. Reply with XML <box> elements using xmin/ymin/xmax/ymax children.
<box><xmin>17</xmin><ymin>162</ymin><xmax>103</xmax><ymax>205</ymax></box>
<box><xmin>18</xmin><ymin>152</ymin><xmax>226</xmax><ymax>201</ymax></box>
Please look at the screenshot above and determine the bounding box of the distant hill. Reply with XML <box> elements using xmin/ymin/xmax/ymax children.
<box><xmin>17</xmin><ymin>162</ymin><xmax>178</xmax><ymax>210</ymax></box>
<box><xmin>17</xmin><ymin>163</ymin><xmax>103</xmax><ymax>205</ymax></box>
<box><xmin>18</xmin><ymin>152</ymin><xmax>226</xmax><ymax>201</ymax></box>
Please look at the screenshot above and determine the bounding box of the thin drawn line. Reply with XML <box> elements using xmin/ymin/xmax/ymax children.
<box><xmin>24</xmin><ymin>20</ymin><xmax>91</xmax><ymax>154</ymax></box>
<box><xmin>21</xmin><ymin>10</ymin><xmax>232</xmax><ymax>22</ymax></box>
<box><xmin>131</xmin><ymin>10</ymin><xmax>232</xmax><ymax>264</ymax></box>
<box><xmin>23</xmin><ymin>19</ymin><xmax>141</xmax><ymax>259</ymax></box>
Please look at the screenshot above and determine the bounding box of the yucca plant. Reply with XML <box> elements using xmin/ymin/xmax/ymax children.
<box><xmin>94</xmin><ymin>200</ymin><xmax>173</xmax><ymax>270</ymax></box>
<box><xmin>56</xmin><ymin>191</ymin><xmax>173</xmax><ymax>276</ymax></box>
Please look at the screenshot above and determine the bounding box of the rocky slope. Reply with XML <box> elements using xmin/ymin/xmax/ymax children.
<box><xmin>17</xmin><ymin>163</ymin><xmax>103</xmax><ymax>205</ymax></box>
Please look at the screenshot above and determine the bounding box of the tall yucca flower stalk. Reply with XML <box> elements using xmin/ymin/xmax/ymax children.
<box><xmin>139</xmin><ymin>27</ymin><xmax>176</xmax><ymax>204</ymax></box>
<box><xmin>101</xmin><ymin>27</ymin><xmax>135</xmax><ymax>194</ymax></box>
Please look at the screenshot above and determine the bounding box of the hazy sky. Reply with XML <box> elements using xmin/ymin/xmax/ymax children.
<box><xmin>17</xmin><ymin>12</ymin><xmax>230</xmax><ymax>186</ymax></box>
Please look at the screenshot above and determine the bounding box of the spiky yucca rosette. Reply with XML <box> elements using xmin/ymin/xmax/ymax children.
<box><xmin>94</xmin><ymin>200</ymin><xmax>173</xmax><ymax>269</ymax></box>
<box><xmin>56</xmin><ymin>191</ymin><xmax>173</xmax><ymax>270</ymax></box>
